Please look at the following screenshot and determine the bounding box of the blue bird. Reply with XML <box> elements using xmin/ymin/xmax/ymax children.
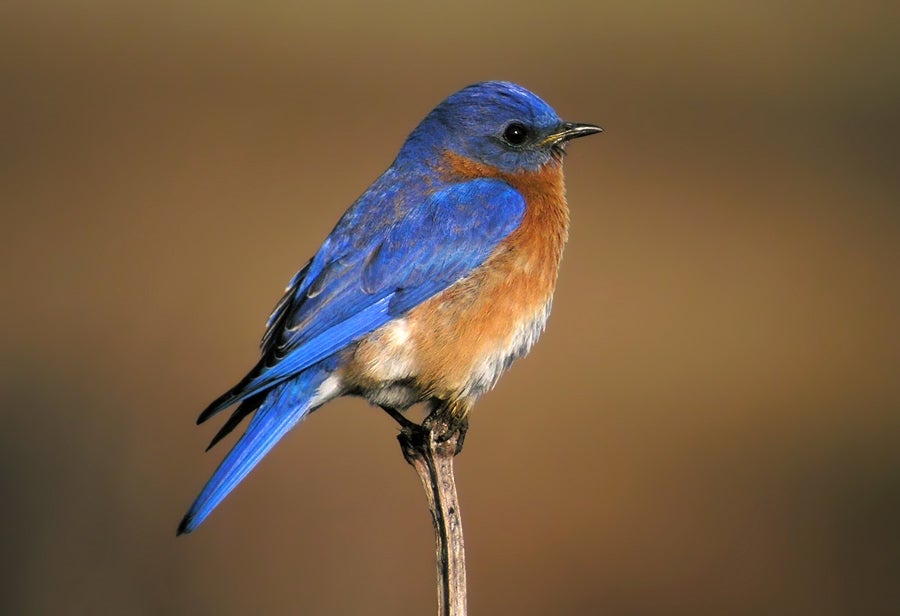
<box><xmin>178</xmin><ymin>81</ymin><xmax>601</xmax><ymax>534</ymax></box>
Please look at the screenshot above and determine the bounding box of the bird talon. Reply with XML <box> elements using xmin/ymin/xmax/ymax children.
<box><xmin>426</xmin><ymin>415</ymin><xmax>469</xmax><ymax>455</ymax></box>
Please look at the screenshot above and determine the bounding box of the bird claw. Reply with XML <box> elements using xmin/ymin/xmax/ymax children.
<box><xmin>426</xmin><ymin>414</ymin><xmax>469</xmax><ymax>456</ymax></box>
<box><xmin>382</xmin><ymin>405</ymin><xmax>468</xmax><ymax>457</ymax></box>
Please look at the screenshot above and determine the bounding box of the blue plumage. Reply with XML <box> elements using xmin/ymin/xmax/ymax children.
<box><xmin>179</xmin><ymin>81</ymin><xmax>600</xmax><ymax>534</ymax></box>
<box><xmin>363</xmin><ymin>179</ymin><xmax>525</xmax><ymax>313</ymax></box>
<box><xmin>179</xmin><ymin>362</ymin><xmax>336</xmax><ymax>534</ymax></box>
<box><xmin>197</xmin><ymin>180</ymin><xmax>524</xmax><ymax>422</ymax></box>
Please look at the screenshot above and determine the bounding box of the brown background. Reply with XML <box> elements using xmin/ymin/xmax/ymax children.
<box><xmin>2</xmin><ymin>2</ymin><xmax>898</xmax><ymax>614</ymax></box>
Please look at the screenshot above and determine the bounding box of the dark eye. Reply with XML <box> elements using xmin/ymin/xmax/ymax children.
<box><xmin>502</xmin><ymin>122</ymin><xmax>529</xmax><ymax>146</ymax></box>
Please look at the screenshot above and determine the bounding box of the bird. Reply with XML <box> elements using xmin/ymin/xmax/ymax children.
<box><xmin>177</xmin><ymin>81</ymin><xmax>601</xmax><ymax>535</ymax></box>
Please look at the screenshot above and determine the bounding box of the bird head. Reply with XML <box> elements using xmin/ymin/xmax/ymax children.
<box><xmin>402</xmin><ymin>81</ymin><xmax>601</xmax><ymax>174</ymax></box>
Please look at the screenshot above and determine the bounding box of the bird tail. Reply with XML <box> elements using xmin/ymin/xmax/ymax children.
<box><xmin>177</xmin><ymin>367</ymin><xmax>335</xmax><ymax>535</ymax></box>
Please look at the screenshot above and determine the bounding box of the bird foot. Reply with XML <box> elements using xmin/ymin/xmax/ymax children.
<box><xmin>427</xmin><ymin>414</ymin><xmax>469</xmax><ymax>456</ymax></box>
<box><xmin>382</xmin><ymin>406</ymin><xmax>468</xmax><ymax>459</ymax></box>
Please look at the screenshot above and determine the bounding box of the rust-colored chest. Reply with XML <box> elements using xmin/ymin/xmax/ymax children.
<box><xmin>345</xmin><ymin>155</ymin><xmax>570</xmax><ymax>407</ymax></box>
<box><xmin>405</xmin><ymin>155</ymin><xmax>570</xmax><ymax>396</ymax></box>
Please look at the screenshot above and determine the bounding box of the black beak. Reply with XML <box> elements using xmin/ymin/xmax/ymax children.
<box><xmin>543</xmin><ymin>121</ymin><xmax>603</xmax><ymax>145</ymax></box>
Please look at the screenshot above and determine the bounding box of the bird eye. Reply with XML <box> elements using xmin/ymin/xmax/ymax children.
<box><xmin>502</xmin><ymin>122</ymin><xmax>529</xmax><ymax>146</ymax></box>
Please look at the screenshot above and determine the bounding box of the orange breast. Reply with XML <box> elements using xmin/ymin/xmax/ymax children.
<box><xmin>403</xmin><ymin>153</ymin><xmax>570</xmax><ymax>399</ymax></box>
<box><xmin>344</xmin><ymin>153</ymin><xmax>570</xmax><ymax>410</ymax></box>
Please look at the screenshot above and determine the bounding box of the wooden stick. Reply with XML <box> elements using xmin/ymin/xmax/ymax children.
<box><xmin>397</xmin><ymin>420</ymin><xmax>467</xmax><ymax>616</ymax></box>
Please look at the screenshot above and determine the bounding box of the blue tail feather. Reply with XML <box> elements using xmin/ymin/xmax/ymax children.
<box><xmin>177</xmin><ymin>367</ymin><xmax>331</xmax><ymax>535</ymax></box>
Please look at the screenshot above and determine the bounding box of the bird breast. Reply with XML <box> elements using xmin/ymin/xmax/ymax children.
<box><xmin>346</xmin><ymin>158</ymin><xmax>570</xmax><ymax>407</ymax></box>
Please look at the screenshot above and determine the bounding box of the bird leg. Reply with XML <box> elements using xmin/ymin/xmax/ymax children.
<box><xmin>381</xmin><ymin>405</ymin><xmax>469</xmax><ymax>456</ymax></box>
<box><xmin>380</xmin><ymin>404</ymin><xmax>420</xmax><ymax>432</ymax></box>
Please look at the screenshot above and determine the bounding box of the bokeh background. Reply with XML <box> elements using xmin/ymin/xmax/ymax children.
<box><xmin>2</xmin><ymin>2</ymin><xmax>898</xmax><ymax>614</ymax></box>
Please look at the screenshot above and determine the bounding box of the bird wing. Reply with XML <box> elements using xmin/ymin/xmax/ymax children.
<box><xmin>198</xmin><ymin>178</ymin><xmax>526</xmax><ymax>422</ymax></box>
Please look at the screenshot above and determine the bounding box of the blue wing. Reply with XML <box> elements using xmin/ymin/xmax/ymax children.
<box><xmin>178</xmin><ymin>179</ymin><xmax>524</xmax><ymax>534</ymax></box>
<box><xmin>178</xmin><ymin>364</ymin><xmax>335</xmax><ymax>534</ymax></box>
<box><xmin>198</xmin><ymin>178</ymin><xmax>526</xmax><ymax>422</ymax></box>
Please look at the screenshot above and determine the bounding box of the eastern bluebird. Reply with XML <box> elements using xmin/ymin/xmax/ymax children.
<box><xmin>178</xmin><ymin>81</ymin><xmax>601</xmax><ymax>534</ymax></box>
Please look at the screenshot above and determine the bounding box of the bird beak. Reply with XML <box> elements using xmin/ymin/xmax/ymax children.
<box><xmin>541</xmin><ymin>122</ymin><xmax>603</xmax><ymax>146</ymax></box>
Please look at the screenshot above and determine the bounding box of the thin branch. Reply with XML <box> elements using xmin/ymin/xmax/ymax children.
<box><xmin>396</xmin><ymin>418</ymin><xmax>467</xmax><ymax>616</ymax></box>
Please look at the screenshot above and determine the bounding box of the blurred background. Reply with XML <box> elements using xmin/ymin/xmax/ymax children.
<box><xmin>2</xmin><ymin>1</ymin><xmax>898</xmax><ymax>614</ymax></box>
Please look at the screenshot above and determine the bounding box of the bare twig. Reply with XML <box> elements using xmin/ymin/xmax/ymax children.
<box><xmin>396</xmin><ymin>418</ymin><xmax>467</xmax><ymax>616</ymax></box>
